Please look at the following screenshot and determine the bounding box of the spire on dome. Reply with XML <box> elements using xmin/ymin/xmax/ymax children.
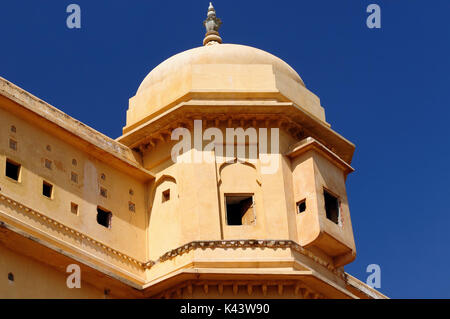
<box><xmin>203</xmin><ymin>2</ymin><xmax>222</xmax><ymax>46</ymax></box>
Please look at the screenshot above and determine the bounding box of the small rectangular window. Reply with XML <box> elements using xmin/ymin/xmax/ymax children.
<box><xmin>71</xmin><ymin>202</ymin><xmax>79</xmax><ymax>215</ymax></box>
<box><xmin>162</xmin><ymin>189</ymin><xmax>170</xmax><ymax>203</ymax></box>
<box><xmin>297</xmin><ymin>199</ymin><xmax>306</xmax><ymax>214</ymax></box>
<box><xmin>71</xmin><ymin>172</ymin><xmax>78</xmax><ymax>183</ymax></box>
<box><xmin>100</xmin><ymin>187</ymin><xmax>108</xmax><ymax>198</ymax></box>
<box><xmin>128</xmin><ymin>201</ymin><xmax>135</xmax><ymax>212</ymax></box>
<box><xmin>44</xmin><ymin>159</ymin><xmax>52</xmax><ymax>170</ymax></box>
<box><xmin>9</xmin><ymin>139</ymin><xmax>17</xmax><ymax>151</ymax></box>
<box><xmin>324</xmin><ymin>190</ymin><xmax>340</xmax><ymax>225</ymax></box>
<box><xmin>225</xmin><ymin>195</ymin><xmax>255</xmax><ymax>226</ymax></box>
<box><xmin>5</xmin><ymin>159</ymin><xmax>21</xmax><ymax>181</ymax></box>
<box><xmin>97</xmin><ymin>207</ymin><xmax>112</xmax><ymax>228</ymax></box>
<box><xmin>42</xmin><ymin>181</ymin><xmax>53</xmax><ymax>198</ymax></box>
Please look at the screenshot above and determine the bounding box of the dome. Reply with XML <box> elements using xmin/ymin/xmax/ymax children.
<box><xmin>124</xmin><ymin>42</ymin><xmax>325</xmax><ymax>134</ymax></box>
<box><xmin>137</xmin><ymin>43</ymin><xmax>305</xmax><ymax>95</ymax></box>
<box><xmin>122</xmin><ymin>3</ymin><xmax>326</xmax><ymax>138</ymax></box>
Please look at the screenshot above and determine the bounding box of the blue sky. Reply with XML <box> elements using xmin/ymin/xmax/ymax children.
<box><xmin>1</xmin><ymin>1</ymin><xmax>449</xmax><ymax>298</ymax></box>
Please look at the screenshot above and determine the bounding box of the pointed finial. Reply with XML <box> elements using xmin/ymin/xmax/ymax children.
<box><xmin>203</xmin><ymin>2</ymin><xmax>222</xmax><ymax>46</ymax></box>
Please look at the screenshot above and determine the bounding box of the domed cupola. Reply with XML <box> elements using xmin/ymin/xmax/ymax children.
<box><xmin>121</xmin><ymin>3</ymin><xmax>327</xmax><ymax>138</ymax></box>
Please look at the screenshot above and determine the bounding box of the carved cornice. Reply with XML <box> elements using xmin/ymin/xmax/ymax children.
<box><xmin>0</xmin><ymin>192</ymin><xmax>145</xmax><ymax>269</ymax></box>
<box><xmin>0</xmin><ymin>192</ymin><xmax>345</xmax><ymax>280</ymax></box>
<box><xmin>131</xmin><ymin>113</ymin><xmax>308</xmax><ymax>153</ymax></box>
<box><xmin>151</xmin><ymin>239</ymin><xmax>346</xmax><ymax>279</ymax></box>
<box><xmin>156</xmin><ymin>279</ymin><xmax>324</xmax><ymax>299</ymax></box>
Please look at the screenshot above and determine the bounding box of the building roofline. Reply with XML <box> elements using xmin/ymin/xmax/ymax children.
<box><xmin>345</xmin><ymin>273</ymin><xmax>389</xmax><ymax>299</ymax></box>
<box><xmin>286</xmin><ymin>137</ymin><xmax>355</xmax><ymax>176</ymax></box>
<box><xmin>0</xmin><ymin>77</ymin><xmax>153</xmax><ymax>181</ymax></box>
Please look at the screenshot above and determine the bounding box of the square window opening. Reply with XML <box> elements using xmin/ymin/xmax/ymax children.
<box><xmin>100</xmin><ymin>187</ymin><xmax>108</xmax><ymax>198</ymax></box>
<box><xmin>128</xmin><ymin>201</ymin><xmax>135</xmax><ymax>212</ymax></box>
<box><xmin>162</xmin><ymin>189</ymin><xmax>170</xmax><ymax>203</ymax></box>
<box><xmin>71</xmin><ymin>202</ymin><xmax>79</xmax><ymax>215</ymax></box>
<box><xmin>71</xmin><ymin>172</ymin><xmax>78</xmax><ymax>183</ymax></box>
<box><xmin>324</xmin><ymin>190</ymin><xmax>340</xmax><ymax>225</ymax></box>
<box><xmin>9</xmin><ymin>139</ymin><xmax>17</xmax><ymax>151</ymax></box>
<box><xmin>225</xmin><ymin>195</ymin><xmax>255</xmax><ymax>226</ymax></box>
<box><xmin>97</xmin><ymin>207</ymin><xmax>112</xmax><ymax>228</ymax></box>
<box><xmin>44</xmin><ymin>159</ymin><xmax>52</xmax><ymax>170</ymax></box>
<box><xmin>43</xmin><ymin>181</ymin><xmax>53</xmax><ymax>198</ymax></box>
<box><xmin>5</xmin><ymin>159</ymin><xmax>20</xmax><ymax>181</ymax></box>
<box><xmin>297</xmin><ymin>199</ymin><xmax>306</xmax><ymax>214</ymax></box>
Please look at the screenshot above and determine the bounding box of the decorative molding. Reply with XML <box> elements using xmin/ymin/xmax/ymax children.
<box><xmin>217</xmin><ymin>159</ymin><xmax>261</xmax><ymax>187</ymax></box>
<box><xmin>0</xmin><ymin>191</ymin><xmax>346</xmax><ymax>281</ymax></box>
<box><xmin>0</xmin><ymin>192</ymin><xmax>145</xmax><ymax>269</ymax></box>
<box><xmin>155</xmin><ymin>279</ymin><xmax>324</xmax><ymax>299</ymax></box>
<box><xmin>131</xmin><ymin>113</ymin><xmax>307</xmax><ymax>152</ymax></box>
<box><xmin>286</xmin><ymin>137</ymin><xmax>354</xmax><ymax>175</ymax></box>
<box><xmin>152</xmin><ymin>239</ymin><xmax>346</xmax><ymax>279</ymax></box>
<box><xmin>154</xmin><ymin>174</ymin><xmax>177</xmax><ymax>188</ymax></box>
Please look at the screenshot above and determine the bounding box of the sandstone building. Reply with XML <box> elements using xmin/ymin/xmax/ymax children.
<box><xmin>0</xmin><ymin>4</ymin><xmax>385</xmax><ymax>299</ymax></box>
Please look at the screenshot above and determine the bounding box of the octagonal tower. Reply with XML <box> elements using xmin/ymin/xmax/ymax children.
<box><xmin>116</xmin><ymin>3</ymin><xmax>360</xmax><ymax>298</ymax></box>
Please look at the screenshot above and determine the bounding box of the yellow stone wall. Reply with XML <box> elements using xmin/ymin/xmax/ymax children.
<box><xmin>0</xmin><ymin>106</ymin><xmax>148</xmax><ymax>273</ymax></box>
<box><xmin>0</xmin><ymin>244</ymin><xmax>104</xmax><ymax>298</ymax></box>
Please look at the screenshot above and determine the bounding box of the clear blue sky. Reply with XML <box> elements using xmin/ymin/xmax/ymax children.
<box><xmin>1</xmin><ymin>1</ymin><xmax>449</xmax><ymax>298</ymax></box>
